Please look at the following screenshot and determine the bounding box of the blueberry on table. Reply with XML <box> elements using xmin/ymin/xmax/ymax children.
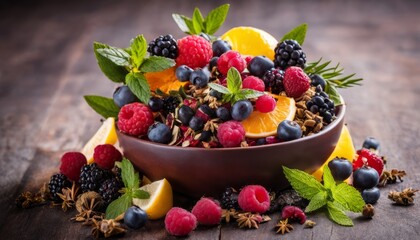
<box><xmin>362</xmin><ymin>137</ymin><xmax>380</xmax><ymax>151</ymax></box>
<box><xmin>362</xmin><ymin>187</ymin><xmax>381</xmax><ymax>204</ymax></box>
<box><xmin>277</xmin><ymin>120</ymin><xmax>302</xmax><ymax>141</ymax></box>
<box><xmin>124</xmin><ymin>206</ymin><xmax>148</xmax><ymax>229</ymax></box>
<box><xmin>353</xmin><ymin>166</ymin><xmax>379</xmax><ymax>189</ymax></box>
<box><xmin>147</xmin><ymin>122</ymin><xmax>172</xmax><ymax>144</ymax></box>
<box><xmin>113</xmin><ymin>85</ymin><xmax>138</xmax><ymax>108</ymax></box>
<box><xmin>328</xmin><ymin>158</ymin><xmax>353</xmax><ymax>181</ymax></box>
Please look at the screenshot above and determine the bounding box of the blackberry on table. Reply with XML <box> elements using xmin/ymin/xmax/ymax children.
<box><xmin>268</xmin><ymin>189</ymin><xmax>308</xmax><ymax>213</ymax></box>
<box><xmin>306</xmin><ymin>85</ymin><xmax>335</xmax><ymax>123</ymax></box>
<box><xmin>263</xmin><ymin>68</ymin><xmax>284</xmax><ymax>94</ymax></box>
<box><xmin>48</xmin><ymin>173</ymin><xmax>71</xmax><ymax>202</ymax></box>
<box><xmin>220</xmin><ymin>187</ymin><xmax>239</xmax><ymax>210</ymax></box>
<box><xmin>79</xmin><ymin>163</ymin><xmax>113</xmax><ymax>193</ymax></box>
<box><xmin>99</xmin><ymin>178</ymin><xmax>122</xmax><ymax>205</ymax></box>
<box><xmin>274</xmin><ymin>40</ymin><xmax>306</xmax><ymax>70</ymax></box>
<box><xmin>147</xmin><ymin>34</ymin><xmax>178</xmax><ymax>59</ymax></box>
<box><xmin>163</xmin><ymin>96</ymin><xmax>180</xmax><ymax>115</ymax></box>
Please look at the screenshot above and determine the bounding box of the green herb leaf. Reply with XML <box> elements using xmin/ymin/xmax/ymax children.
<box><xmin>192</xmin><ymin>8</ymin><xmax>204</xmax><ymax>34</ymax></box>
<box><xmin>132</xmin><ymin>189</ymin><xmax>150</xmax><ymax>199</ymax></box>
<box><xmin>205</xmin><ymin>4</ymin><xmax>230</xmax><ymax>35</ymax></box>
<box><xmin>105</xmin><ymin>193</ymin><xmax>132</xmax><ymax>219</ymax></box>
<box><xmin>241</xmin><ymin>89</ymin><xmax>265</xmax><ymax>99</ymax></box>
<box><xmin>84</xmin><ymin>95</ymin><xmax>120</xmax><ymax>118</ymax></box>
<box><xmin>208</xmin><ymin>83</ymin><xmax>230</xmax><ymax>94</ymax></box>
<box><xmin>305</xmin><ymin>191</ymin><xmax>327</xmax><ymax>212</ymax></box>
<box><xmin>139</xmin><ymin>56</ymin><xmax>175</xmax><ymax>73</ymax></box>
<box><xmin>126</xmin><ymin>72</ymin><xmax>151</xmax><ymax>104</ymax></box>
<box><xmin>282</xmin><ymin>166</ymin><xmax>325</xmax><ymax>200</ymax></box>
<box><xmin>326</xmin><ymin>201</ymin><xmax>353</xmax><ymax>226</ymax></box>
<box><xmin>93</xmin><ymin>42</ymin><xmax>128</xmax><ymax>83</ymax></box>
<box><xmin>280</xmin><ymin>23</ymin><xmax>308</xmax><ymax>46</ymax></box>
<box><xmin>172</xmin><ymin>14</ymin><xmax>194</xmax><ymax>34</ymax></box>
<box><xmin>121</xmin><ymin>158</ymin><xmax>139</xmax><ymax>189</ymax></box>
<box><xmin>96</xmin><ymin>47</ymin><xmax>131</xmax><ymax>67</ymax></box>
<box><xmin>323</xmin><ymin>165</ymin><xmax>336</xmax><ymax>191</ymax></box>
<box><xmin>227</xmin><ymin>67</ymin><xmax>242</xmax><ymax>93</ymax></box>
<box><xmin>332</xmin><ymin>183</ymin><xmax>365</xmax><ymax>212</ymax></box>
<box><xmin>325</xmin><ymin>83</ymin><xmax>343</xmax><ymax>106</ymax></box>
<box><xmin>130</xmin><ymin>35</ymin><xmax>147</xmax><ymax>68</ymax></box>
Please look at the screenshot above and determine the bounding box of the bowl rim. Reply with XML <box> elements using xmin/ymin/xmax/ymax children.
<box><xmin>118</xmin><ymin>103</ymin><xmax>346</xmax><ymax>152</ymax></box>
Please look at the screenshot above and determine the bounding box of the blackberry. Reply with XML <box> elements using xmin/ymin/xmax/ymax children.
<box><xmin>306</xmin><ymin>85</ymin><xmax>335</xmax><ymax>123</ymax></box>
<box><xmin>79</xmin><ymin>163</ymin><xmax>113</xmax><ymax>192</ymax></box>
<box><xmin>268</xmin><ymin>189</ymin><xmax>308</xmax><ymax>213</ymax></box>
<box><xmin>274</xmin><ymin>40</ymin><xmax>306</xmax><ymax>70</ymax></box>
<box><xmin>263</xmin><ymin>68</ymin><xmax>284</xmax><ymax>94</ymax></box>
<box><xmin>48</xmin><ymin>173</ymin><xmax>71</xmax><ymax>202</ymax></box>
<box><xmin>220</xmin><ymin>187</ymin><xmax>239</xmax><ymax>210</ymax></box>
<box><xmin>99</xmin><ymin>178</ymin><xmax>122</xmax><ymax>205</ymax></box>
<box><xmin>147</xmin><ymin>34</ymin><xmax>178</xmax><ymax>59</ymax></box>
<box><xmin>162</xmin><ymin>96</ymin><xmax>180</xmax><ymax>115</ymax></box>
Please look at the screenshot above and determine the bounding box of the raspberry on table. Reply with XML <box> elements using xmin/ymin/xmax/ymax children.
<box><xmin>217</xmin><ymin>50</ymin><xmax>246</xmax><ymax>75</ymax></box>
<box><xmin>242</xmin><ymin>76</ymin><xmax>265</xmax><ymax>92</ymax></box>
<box><xmin>238</xmin><ymin>185</ymin><xmax>270</xmax><ymax>213</ymax></box>
<box><xmin>93</xmin><ymin>144</ymin><xmax>122</xmax><ymax>170</ymax></box>
<box><xmin>59</xmin><ymin>152</ymin><xmax>87</xmax><ymax>181</ymax></box>
<box><xmin>255</xmin><ymin>94</ymin><xmax>276</xmax><ymax>113</ymax></box>
<box><xmin>283</xmin><ymin>66</ymin><xmax>310</xmax><ymax>98</ymax></box>
<box><xmin>217</xmin><ymin>121</ymin><xmax>246</xmax><ymax>148</ymax></box>
<box><xmin>117</xmin><ymin>102</ymin><xmax>154</xmax><ymax>137</ymax></box>
<box><xmin>191</xmin><ymin>198</ymin><xmax>222</xmax><ymax>225</ymax></box>
<box><xmin>353</xmin><ymin>148</ymin><xmax>384</xmax><ymax>176</ymax></box>
<box><xmin>176</xmin><ymin>35</ymin><xmax>212</xmax><ymax>69</ymax></box>
<box><xmin>281</xmin><ymin>206</ymin><xmax>306</xmax><ymax>224</ymax></box>
<box><xmin>165</xmin><ymin>207</ymin><xmax>197</xmax><ymax>236</ymax></box>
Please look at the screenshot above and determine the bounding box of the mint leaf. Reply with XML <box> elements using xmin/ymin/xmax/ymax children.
<box><xmin>130</xmin><ymin>35</ymin><xmax>147</xmax><ymax>68</ymax></box>
<box><xmin>325</xmin><ymin>83</ymin><xmax>343</xmax><ymax>106</ymax></box>
<box><xmin>282</xmin><ymin>166</ymin><xmax>325</xmax><ymax>200</ymax></box>
<box><xmin>241</xmin><ymin>89</ymin><xmax>265</xmax><ymax>99</ymax></box>
<box><xmin>84</xmin><ymin>95</ymin><xmax>119</xmax><ymax>118</ymax></box>
<box><xmin>121</xmin><ymin>158</ymin><xmax>139</xmax><ymax>189</ymax></box>
<box><xmin>93</xmin><ymin>42</ymin><xmax>128</xmax><ymax>83</ymax></box>
<box><xmin>172</xmin><ymin>14</ymin><xmax>194</xmax><ymax>34</ymax></box>
<box><xmin>126</xmin><ymin>72</ymin><xmax>151</xmax><ymax>104</ymax></box>
<box><xmin>132</xmin><ymin>189</ymin><xmax>150</xmax><ymax>199</ymax></box>
<box><xmin>205</xmin><ymin>4</ymin><xmax>230</xmax><ymax>35</ymax></box>
<box><xmin>326</xmin><ymin>201</ymin><xmax>353</xmax><ymax>226</ymax></box>
<box><xmin>96</xmin><ymin>47</ymin><xmax>131</xmax><ymax>67</ymax></box>
<box><xmin>280</xmin><ymin>23</ymin><xmax>308</xmax><ymax>46</ymax></box>
<box><xmin>208</xmin><ymin>83</ymin><xmax>230</xmax><ymax>94</ymax></box>
<box><xmin>105</xmin><ymin>193</ymin><xmax>132</xmax><ymax>219</ymax></box>
<box><xmin>192</xmin><ymin>8</ymin><xmax>204</xmax><ymax>34</ymax></box>
<box><xmin>333</xmin><ymin>183</ymin><xmax>365</xmax><ymax>212</ymax></box>
<box><xmin>305</xmin><ymin>191</ymin><xmax>327</xmax><ymax>212</ymax></box>
<box><xmin>227</xmin><ymin>67</ymin><xmax>242</xmax><ymax>93</ymax></box>
<box><xmin>323</xmin><ymin>165</ymin><xmax>336</xmax><ymax>191</ymax></box>
<box><xmin>139</xmin><ymin>56</ymin><xmax>175</xmax><ymax>73</ymax></box>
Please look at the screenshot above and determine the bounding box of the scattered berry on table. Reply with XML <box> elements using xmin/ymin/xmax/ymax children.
<box><xmin>274</xmin><ymin>39</ymin><xmax>306</xmax><ymax>70</ymax></box>
<box><xmin>353</xmin><ymin>148</ymin><xmax>384</xmax><ymax>176</ymax></box>
<box><xmin>281</xmin><ymin>206</ymin><xmax>306</xmax><ymax>224</ymax></box>
<box><xmin>59</xmin><ymin>152</ymin><xmax>87</xmax><ymax>181</ymax></box>
<box><xmin>191</xmin><ymin>198</ymin><xmax>222</xmax><ymax>225</ymax></box>
<box><xmin>310</xmin><ymin>74</ymin><xmax>326</xmax><ymax>90</ymax></box>
<box><xmin>124</xmin><ymin>206</ymin><xmax>148</xmax><ymax>229</ymax></box>
<box><xmin>148</xmin><ymin>97</ymin><xmax>164</xmax><ymax>112</ymax></box>
<box><xmin>175</xmin><ymin>65</ymin><xmax>193</xmax><ymax>82</ymax></box>
<box><xmin>328</xmin><ymin>158</ymin><xmax>353</xmax><ymax>181</ymax></box>
<box><xmin>189</xmin><ymin>116</ymin><xmax>204</xmax><ymax>131</ymax></box>
<box><xmin>353</xmin><ymin>166</ymin><xmax>380</xmax><ymax>190</ymax></box>
<box><xmin>189</xmin><ymin>68</ymin><xmax>210</xmax><ymax>88</ymax></box>
<box><xmin>93</xmin><ymin>144</ymin><xmax>122</xmax><ymax>170</ymax></box>
<box><xmin>147</xmin><ymin>34</ymin><xmax>178</xmax><ymax>59</ymax></box>
<box><xmin>216</xmin><ymin>106</ymin><xmax>231</xmax><ymax>122</ymax></box>
<box><xmin>212</xmin><ymin>39</ymin><xmax>231</xmax><ymax>57</ymax></box>
<box><xmin>118</xmin><ymin>102</ymin><xmax>154</xmax><ymax>136</ymax></box>
<box><xmin>217</xmin><ymin>50</ymin><xmax>246</xmax><ymax>75</ymax></box>
<box><xmin>255</xmin><ymin>94</ymin><xmax>276</xmax><ymax>113</ymax></box>
<box><xmin>283</xmin><ymin>66</ymin><xmax>310</xmax><ymax>98</ymax></box>
<box><xmin>262</xmin><ymin>68</ymin><xmax>284</xmax><ymax>94</ymax></box>
<box><xmin>217</xmin><ymin>121</ymin><xmax>245</xmax><ymax>148</ymax></box>
<box><xmin>113</xmin><ymin>85</ymin><xmax>139</xmax><ymax>108</ymax></box>
<box><xmin>362</xmin><ymin>137</ymin><xmax>380</xmax><ymax>151</ymax></box>
<box><xmin>231</xmin><ymin>100</ymin><xmax>253</xmax><ymax>121</ymax></box>
<box><xmin>176</xmin><ymin>35</ymin><xmax>212</xmax><ymax>68</ymax></box>
<box><xmin>79</xmin><ymin>163</ymin><xmax>113</xmax><ymax>192</ymax></box>
<box><xmin>277</xmin><ymin>120</ymin><xmax>302</xmax><ymax>141</ymax></box>
<box><xmin>306</xmin><ymin>85</ymin><xmax>335</xmax><ymax>123</ymax></box>
<box><xmin>99</xmin><ymin>178</ymin><xmax>122</xmax><ymax>205</ymax></box>
<box><xmin>220</xmin><ymin>187</ymin><xmax>240</xmax><ymax>210</ymax></box>
<box><xmin>147</xmin><ymin>122</ymin><xmax>172</xmax><ymax>144</ymax></box>
<box><xmin>178</xmin><ymin>105</ymin><xmax>195</xmax><ymax>125</ymax></box>
<box><xmin>162</xmin><ymin>96</ymin><xmax>181</xmax><ymax>115</ymax></box>
<box><xmin>238</xmin><ymin>185</ymin><xmax>270</xmax><ymax>213</ymax></box>
<box><xmin>269</xmin><ymin>189</ymin><xmax>308</xmax><ymax>213</ymax></box>
<box><xmin>247</xmin><ymin>56</ymin><xmax>275</xmax><ymax>78</ymax></box>
<box><xmin>165</xmin><ymin>207</ymin><xmax>197</xmax><ymax>236</ymax></box>
<box><xmin>361</xmin><ymin>187</ymin><xmax>381</xmax><ymax>204</ymax></box>
<box><xmin>48</xmin><ymin>173</ymin><xmax>72</xmax><ymax>202</ymax></box>
<box><xmin>242</xmin><ymin>76</ymin><xmax>265</xmax><ymax>92</ymax></box>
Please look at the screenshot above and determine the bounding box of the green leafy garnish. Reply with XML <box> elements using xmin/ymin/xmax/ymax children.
<box><xmin>126</xmin><ymin>72</ymin><xmax>151</xmax><ymax>104</ymax></box>
<box><xmin>283</xmin><ymin>165</ymin><xmax>365</xmax><ymax>226</ymax></box>
<box><xmin>83</xmin><ymin>95</ymin><xmax>120</xmax><ymax>118</ymax></box>
<box><xmin>106</xmin><ymin>158</ymin><xmax>149</xmax><ymax>219</ymax></box>
<box><xmin>280</xmin><ymin>23</ymin><xmax>308</xmax><ymax>46</ymax></box>
<box><xmin>93</xmin><ymin>42</ymin><xmax>129</xmax><ymax>83</ymax></box>
<box><xmin>208</xmin><ymin>68</ymin><xmax>264</xmax><ymax>104</ymax></box>
<box><xmin>172</xmin><ymin>4</ymin><xmax>230</xmax><ymax>36</ymax></box>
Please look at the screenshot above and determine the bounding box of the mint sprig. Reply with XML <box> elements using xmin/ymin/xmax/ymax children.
<box><xmin>283</xmin><ymin>165</ymin><xmax>365</xmax><ymax>226</ymax></box>
<box><xmin>280</xmin><ymin>23</ymin><xmax>308</xmax><ymax>46</ymax></box>
<box><xmin>172</xmin><ymin>4</ymin><xmax>230</xmax><ymax>36</ymax></box>
<box><xmin>208</xmin><ymin>68</ymin><xmax>264</xmax><ymax>104</ymax></box>
<box><xmin>106</xmin><ymin>158</ymin><xmax>149</xmax><ymax>219</ymax></box>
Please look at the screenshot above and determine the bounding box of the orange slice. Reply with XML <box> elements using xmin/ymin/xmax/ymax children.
<box><xmin>144</xmin><ymin>66</ymin><xmax>187</xmax><ymax>93</ymax></box>
<box><xmin>242</xmin><ymin>95</ymin><xmax>296</xmax><ymax>138</ymax></box>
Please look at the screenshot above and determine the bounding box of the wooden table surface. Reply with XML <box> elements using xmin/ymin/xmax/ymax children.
<box><xmin>1</xmin><ymin>0</ymin><xmax>420</xmax><ymax>239</ymax></box>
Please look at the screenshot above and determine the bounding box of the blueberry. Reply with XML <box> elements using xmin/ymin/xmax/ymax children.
<box><xmin>216</xmin><ymin>107</ymin><xmax>231</xmax><ymax>122</ymax></box>
<box><xmin>198</xmin><ymin>104</ymin><xmax>216</xmax><ymax>118</ymax></box>
<box><xmin>212</xmin><ymin>40</ymin><xmax>232</xmax><ymax>57</ymax></box>
<box><xmin>231</xmin><ymin>100</ymin><xmax>253</xmax><ymax>121</ymax></box>
<box><xmin>177</xmin><ymin>105</ymin><xmax>195</xmax><ymax>125</ymax></box>
<box><xmin>113</xmin><ymin>85</ymin><xmax>138</xmax><ymax>108</ymax></box>
<box><xmin>147</xmin><ymin>122</ymin><xmax>172</xmax><ymax>144</ymax></box>
<box><xmin>199</xmin><ymin>130</ymin><xmax>212</xmax><ymax>142</ymax></box>
<box><xmin>124</xmin><ymin>206</ymin><xmax>148</xmax><ymax>229</ymax></box>
<box><xmin>361</xmin><ymin>187</ymin><xmax>381</xmax><ymax>204</ymax></box>
<box><xmin>310</xmin><ymin>74</ymin><xmax>326</xmax><ymax>90</ymax></box>
<box><xmin>189</xmin><ymin>116</ymin><xmax>204</xmax><ymax>131</ymax></box>
<box><xmin>176</xmin><ymin>65</ymin><xmax>193</xmax><ymax>82</ymax></box>
<box><xmin>353</xmin><ymin>166</ymin><xmax>379</xmax><ymax>189</ymax></box>
<box><xmin>255</xmin><ymin>138</ymin><xmax>267</xmax><ymax>145</ymax></box>
<box><xmin>190</xmin><ymin>69</ymin><xmax>210</xmax><ymax>88</ymax></box>
<box><xmin>277</xmin><ymin>120</ymin><xmax>302</xmax><ymax>141</ymax></box>
<box><xmin>328</xmin><ymin>158</ymin><xmax>353</xmax><ymax>181</ymax></box>
<box><xmin>362</xmin><ymin>137</ymin><xmax>380</xmax><ymax>151</ymax></box>
<box><xmin>247</xmin><ymin>56</ymin><xmax>274</xmax><ymax>78</ymax></box>
<box><xmin>209</xmin><ymin>57</ymin><xmax>219</xmax><ymax>71</ymax></box>
<box><xmin>148</xmin><ymin>97</ymin><xmax>164</xmax><ymax>112</ymax></box>
<box><xmin>209</xmin><ymin>89</ymin><xmax>223</xmax><ymax>100</ymax></box>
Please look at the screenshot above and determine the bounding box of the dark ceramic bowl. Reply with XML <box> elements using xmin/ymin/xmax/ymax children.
<box><xmin>118</xmin><ymin>105</ymin><xmax>346</xmax><ymax>198</ymax></box>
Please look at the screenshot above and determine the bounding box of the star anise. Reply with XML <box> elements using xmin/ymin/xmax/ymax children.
<box><xmin>275</xmin><ymin>218</ymin><xmax>294</xmax><ymax>234</ymax></box>
<box><xmin>236</xmin><ymin>212</ymin><xmax>262</xmax><ymax>229</ymax></box>
<box><xmin>379</xmin><ymin>169</ymin><xmax>406</xmax><ymax>187</ymax></box>
<box><xmin>221</xmin><ymin>208</ymin><xmax>238</xmax><ymax>223</ymax></box>
<box><xmin>91</xmin><ymin>218</ymin><xmax>126</xmax><ymax>238</ymax></box>
<box><xmin>388</xmin><ymin>188</ymin><xmax>419</xmax><ymax>206</ymax></box>
<box><xmin>72</xmin><ymin>191</ymin><xmax>104</xmax><ymax>225</ymax></box>
<box><xmin>56</xmin><ymin>182</ymin><xmax>79</xmax><ymax>212</ymax></box>
<box><xmin>16</xmin><ymin>183</ymin><xmax>50</xmax><ymax>208</ymax></box>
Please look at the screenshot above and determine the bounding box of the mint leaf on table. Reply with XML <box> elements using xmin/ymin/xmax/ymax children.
<box><xmin>105</xmin><ymin>193</ymin><xmax>132</xmax><ymax>219</ymax></box>
<box><xmin>126</xmin><ymin>72</ymin><xmax>151</xmax><ymax>104</ymax></box>
<box><xmin>326</xmin><ymin>201</ymin><xmax>354</xmax><ymax>226</ymax></box>
<box><xmin>139</xmin><ymin>56</ymin><xmax>176</xmax><ymax>73</ymax></box>
<box><xmin>322</xmin><ymin>164</ymin><xmax>336</xmax><ymax>191</ymax></box>
<box><xmin>282</xmin><ymin>166</ymin><xmax>325</xmax><ymax>199</ymax></box>
<box><xmin>93</xmin><ymin>42</ymin><xmax>128</xmax><ymax>83</ymax></box>
<box><xmin>83</xmin><ymin>95</ymin><xmax>120</xmax><ymax>118</ymax></box>
<box><xmin>333</xmin><ymin>182</ymin><xmax>365</xmax><ymax>213</ymax></box>
<box><xmin>305</xmin><ymin>191</ymin><xmax>327</xmax><ymax>213</ymax></box>
<box><xmin>130</xmin><ymin>35</ymin><xmax>148</xmax><ymax>68</ymax></box>
<box><xmin>280</xmin><ymin>23</ymin><xmax>308</xmax><ymax>46</ymax></box>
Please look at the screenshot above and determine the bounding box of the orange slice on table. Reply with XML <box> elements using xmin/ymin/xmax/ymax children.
<box><xmin>144</xmin><ymin>66</ymin><xmax>187</xmax><ymax>94</ymax></box>
<box><xmin>242</xmin><ymin>95</ymin><xmax>296</xmax><ymax>138</ymax></box>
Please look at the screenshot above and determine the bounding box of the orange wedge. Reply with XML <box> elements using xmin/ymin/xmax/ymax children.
<box><xmin>242</xmin><ymin>95</ymin><xmax>296</xmax><ymax>138</ymax></box>
<box><xmin>144</xmin><ymin>66</ymin><xmax>187</xmax><ymax>93</ymax></box>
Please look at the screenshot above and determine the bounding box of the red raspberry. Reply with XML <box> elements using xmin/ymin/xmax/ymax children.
<box><xmin>255</xmin><ymin>95</ymin><xmax>276</xmax><ymax>113</ymax></box>
<box><xmin>191</xmin><ymin>197</ymin><xmax>222</xmax><ymax>225</ymax></box>
<box><xmin>165</xmin><ymin>207</ymin><xmax>197</xmax><ymax>236</ymax></box>
<box><xmin>117</xmin><ymin>102</ymin><xmax>154</xmax><ymax>136</ymax></box>
<box><xmin>244</xmin><ymin>56</ymin><xmax>253</xmax><ymax>65</ymax></box>
<box><xmin>353</xmin><ymin>148</ymin><xmax>384</xmax><ymax>176</ymax></box>
<box><xmin>93</xmin><ymin>144</ymin><xmax>122</xmax><ymax>170</ymax></box>
<box><xmin>238</xmin><ymin>185</ymin><xmax>270</xmax><ymax>213</ymax></box>
<box><xmin>59</xmin><ymin>152</ymin><xmax>87</xmax><ymax>181</ymax></box>
<box><xmin>281</xmin><ymin>206</ymin><xmax>306</xmax><ymax>224</ymax></box>
<box><xmin>176</xmin><ymin>35</ymin><xmax>212</xmax><ymax>68</ymax></box>
<box><xmin>217</xmin><ymin>50</ymin><xmax>246</xmax><ymax>75</ymax></box>
<box><xmin>242</xmin><ymin>76</ymin><xmax>265</xmax><ymax>92</ymax></box>
<box><xmin>217</xmin><ymin>121</ymin><xmax>245</xmax><ymax>148</ymax></box>
<box><xmin>283</xmin><ymin>66</ymin><xmax>310</xmax><ymax>98</ymax></box>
